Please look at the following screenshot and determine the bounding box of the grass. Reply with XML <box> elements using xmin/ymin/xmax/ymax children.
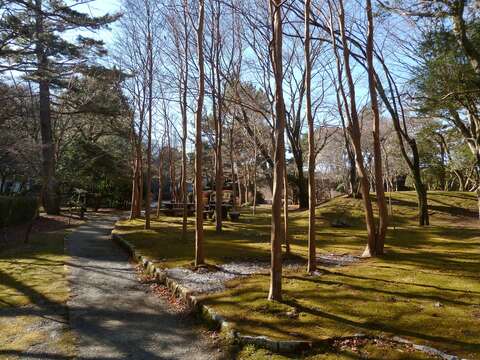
<box><xmin>114</xmin><ymin>191</ymin><xmax>480</xmax><ymax>359</ymax></box>
<box><xmin>0</xmin><ymin>231</ymin><xmax>70</xmax><ymax>308</ymax></box>
<box><xmin>237</xmin><ymin>343</ymin><xmax>437</xmax><ymax>359</ymax></box>
<box><xmin>0</xmin><ymin>227</ymin><xmax>76</xmax><ymax>359</ymax></box>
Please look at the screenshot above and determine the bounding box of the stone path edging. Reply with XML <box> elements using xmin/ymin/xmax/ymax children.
<box><xmin>111</xmin><ymin>232</ymin><xmax>468</xmax><ymax>359</ymax></box>
<box><xmin>111</xmin><ymin>232</ymin><xmax>312</xmax><ymax>353</ymax></box>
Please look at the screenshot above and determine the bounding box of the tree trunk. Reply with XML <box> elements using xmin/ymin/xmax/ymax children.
<box><xmin>194</xmin><ymin>0</ymin><xmax>205</xmax><ymax>266</ymax></box>
<box><xmin>130</xmin><ymin>151</ymin><xmax>141</xmax><ymax>219</ymax></box>
<box><xmin>180</xmin><ymin>95</ymin><xmax>187</xmax><ymax>238</ymax></box>
<box><xmin>167</xmin><ymin>127</ymin><xmax>176</xmax><ymax>203</ymax></box>
<box><xmin>35</xmin><ymin>0</ymin><xmax>59</xmax><ymax>215</ymax></box>
<box><xmin>181</xmin><ymin>129</ymin><xmax>188</xmax><ymax>238</ymax></box>
<box><xmin>268</xmin><ymin>0</ymin><xmax>286</xmax><ymax>301</ymax></box>
<box><xmin>244</xmin><ymin>164</ymin><xmax>249</xmax><ymax>204</ymax></box>
<box><xmin>347</xmin><ymin>146</ymin><xmax>359</xmax><ymax>197</ymax></box>
<box><xmin>253</xmin><ymin>123</ymin><xmax>257</xmax><ymax>215</ymax></box>
<box><xmin>214</xmin><ymin>5</ymin><xmax>223</xmax><ymax>233</ymax></box>
<box><xmin>476</xmin><ymin>155</ymin><xmax>480</xmax><ymax>220</ymax></box>
<box><xmin>156</xmin><ymin>147</ymin><xmax>163</xmax><ymax>218</ymax></box>
<box><xmin>365</xmin><ymin>0</ymin><xmax>388</xmax><ymax>256</ymax></box>
<box><xmin>230</xmin><ymin>124</ymin><xmax>237</xmax><ymax>211</ymax></box>
<box><xmin>305</xmin><ymin>0</ymin><xmax>316</xmax><ymax>273</ymax></box>
<box><xmin>335</xmin><ymin>0</ymin><xmax>378</xmax><ymax>257</ymax></box>
<box><xmin>215</xmin><ymin>115</ymin><xmax>223</xmax><ymax>232</ymax></box>
<box><xmin>283</xmin><ymin>158</ymin><xmax>290</xmax><ymax>254</ymax></box>
<box><xmin>145</xmin><ymin>16</ymin><xmax>153</xmax><ymax>230</ymax></box>
<box><xmin>237</xmin><ymin>163</ymin><xmax>243</xmax><ymax>205</ymax></box>
<box><xmin>455</xmin><ymin>170</ymin><xmax>465</xmax><ymax>191</ymax></box>
<box><xmin>295</xmin><ymin>158</ymin><xmax>308</xmax><ymax>209</ymax></box>
<box><xmin>375</xmin><ymin>46</ymin><xmax>429</xmax><ymax>226</ymax></box>
<box><xmin>412</xmin><ymin>167</ymin><xmax>429</xmax><ymax>226</ymax></box>
<box><xmin>139</xmin><ymin>168</ymin><xmax>144</xmax><ymax>216</ymax></box>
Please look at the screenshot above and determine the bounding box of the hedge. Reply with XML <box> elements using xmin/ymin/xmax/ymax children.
<box><xmin>0</xmin><ymin>196</ymin><xmax>38</xmax><ymax>227</ymax></box>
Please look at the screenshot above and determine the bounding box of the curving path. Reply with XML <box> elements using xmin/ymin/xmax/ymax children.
<box><xmin>66</xmin><ymin>213</ymin><xmax>223</xmax><ymax>360</ymax></box>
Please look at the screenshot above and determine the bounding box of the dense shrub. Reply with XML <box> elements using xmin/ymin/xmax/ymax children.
<box><xmin>0</xmin><ymin>196</ymin><xmax>37</xmax><ymax>227</ymax></box>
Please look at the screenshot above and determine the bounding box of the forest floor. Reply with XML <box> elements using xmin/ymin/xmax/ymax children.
<box><xmin>115</xmin><ymin>191</ymin><xmax>480</xmax><ymax>360</ymax></box>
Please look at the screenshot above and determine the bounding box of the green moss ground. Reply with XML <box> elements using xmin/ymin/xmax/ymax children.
<box><xmin>115</xmin><ymin>192</ymin><xmax>480</xmax><ymax>359</ymax></box>
<box><xmin>237</xmin><ymin>343</ymin><xmax>437</xmax><ymax>360</ymax></box>
<box><xmin>0</xmin><ymin>229</ymin><xmax>76</xmax><ymax>359</ymax></box>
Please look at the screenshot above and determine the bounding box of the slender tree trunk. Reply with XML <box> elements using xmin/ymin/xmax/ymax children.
<box><xmin>156</xmin><ymin>145</ymin><xmax>164</xmax><ymax>218</ymax></box>
<box><xmin>412</xmin><ymin>167</ymin><xmax>429</xmax><ymax>226</ymax></box>
<box><xmin>365</xmin><ymin>0</ymin><xmax>388</xmax><ymax>255</ymax></box>
<box><xmin>35</xmin><ymin>0</ymin><xmax>59</xmax><ymax>215</ymax></box>
<box><xmin>455</xmin><ymin>170</ymin><xmax>465</xmax><ymax>191</ymax></box>
<box><xmin>145</xmin><ymin>16</ymin><xmax>153</xmax><ymax>230</ymax></box>
<box><xmin>295</xmin><ymin>161</ymin><xmax>308</xmax><ymax>209</ymax></box>
<box><xmin>305</xmin><ymin>0</ymin><xmax>316</xmax><ymax>273</ymax></box>
<box><xmin>230</xmin><ymin>124</ymin><xmax>237</xmax><ymax>211</ymax></box>
<box><xmin>167</xmin><ymin>127</ymin><xmax>176</xmax><ymax>203</ymax></box>
<box><xmin>181</xmin><ymin>93</ymin><xmax>188</xmax><ymax>238</ymax></box>
<box><xmin>138</xmin><ymin>167</ymin><xmax>144</xmax><ymax>216</ymax></box>
<box><xmin>194</xmin><ymin>0</ymin><xmax>205</xmax><ymax>266</ymax></box>
<box><xmin>180</xmin><ymin>0</ymin><xmax>189</xmax><ymax>240</ymax></box>
<box><xmin>132</xmin><ymin>98</ymin><xmax>145</xmax><ymax>219</ymax></box>
<box><xmin>283</xmin><ymin>159</ymin><xmax>290</xmax><ymax>254</ymax></box>
<box><xmin>214</xmin><ymin>4</ymin><xmax>224</xmax><ymax>232</ymax></box>
<box><xmin>181</xmin><ymin>133</ymin><xmax>187</xmax><ymax>237</ymax></box>
<box><xmin>475</xmin><ymin>155</ymin><xmax>480</xmax><ymax>220</ymax></box>
<box><xmin>237</xmin><ymin>162</ymin><xmax>243</xmax><ymax>205</ymax></box>
<box><xmin>130</xmin><ymin>152</ymin><xmax>140</xmax><ymax>219</ymax></box>
<box><xmin>335</xmin><ymin>0</ymin><xmax>377</xmax><ymax>256</ymax></box>
<box><xmin>334</xmin><ymin>80</ymin><xmax>359</xmax><ymax>199</ymax></box>
<box><xmin>244</xmin><ymin>165</ymin><xmax>249</xmax><ymax>204</ymax></box>
<box><xmin>252</xmin><ymin>123</ymin><xmax>257</xmax><ymax>215</ymax></box>
<box><xmin>347</xmin><ymin>147</ymin><xmax>358</xmax><ymax>197</ymax></box>
<box><xmin>268</xmin><ymin>0</ymin><xmax>286</xmax><ymax>301</ymax></box>
<box><xmin>215</xmin><ymin>112</ymin><xmax>223</xmax><ymax>232</ymax></box>
<box><xmin>375</xmin><ymin>48</ymin><xmax>429</xmax><ymax>226</ymax></box>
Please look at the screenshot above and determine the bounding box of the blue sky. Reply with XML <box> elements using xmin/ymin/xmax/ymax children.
<box><xmin>72</xmin><ymin>0</ymin><xmax>122</xmax><ymax>50</ymax></box>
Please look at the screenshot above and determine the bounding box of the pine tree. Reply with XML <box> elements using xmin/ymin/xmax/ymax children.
<box><xmin>0</xmin><ymin>0</ymin><xmax>119</xmax><ymax>214</ymax></box>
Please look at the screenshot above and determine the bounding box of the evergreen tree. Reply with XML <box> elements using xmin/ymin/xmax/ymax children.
<box><xmin>0</xmin><ymin>0</ymin><xmax>119</xmax><ymax>214</ymax></box>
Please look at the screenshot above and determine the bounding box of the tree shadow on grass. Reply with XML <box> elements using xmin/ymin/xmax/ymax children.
<box><xmin>0</xmin><ymin>259</ymin><xmax>223</xmax><ymax>360</ymax></box>
<box><xmin>286</xmin><ymin>274</ymin><xmax>476</xmax><ymax>307</ymax></box>
<box><xmin>282</xmin><ymin>297</ymin><xmax>480</xmax><ymax>353</ymax></box>
<box><xmin>315</xmin><ymin>267</ymin><xmax>480</xmax><ymax>295</ymax></box>
<box><xmin>0</xmin><ymin>219</ymin><xmax>225</xmax><ymax>360</ymax></box>
<box><xmin>385</xmin><ymin>196</ymin><xmax>478</xmax><ymax>219</ymax></box>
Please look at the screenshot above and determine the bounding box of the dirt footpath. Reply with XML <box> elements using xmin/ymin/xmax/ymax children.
<box><xmin>66</xmin><ymin>214</ymin><xmax>224</xmax><ymax>360</ymax></box>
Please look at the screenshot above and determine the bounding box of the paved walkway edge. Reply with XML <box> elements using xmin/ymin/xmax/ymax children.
<box><xmin>111</xmin><ymin>232</ymin><xmax>468</xmax><ymax>359</ymax></box>
<box><xmin>111</xmin><ymin>232</ymin><xmax>311</xmax><ymax>353</ymax></box>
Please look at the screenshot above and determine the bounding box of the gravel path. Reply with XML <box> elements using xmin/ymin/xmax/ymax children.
<box><xmin>66</xmin><ymin>214</ymin><xmax>223</xmax><ymax>360</ymax></box>
<box><xmin>166</xmin><ymin>255</ymin><xmax>361</xmax><ymax>295</ymax></box>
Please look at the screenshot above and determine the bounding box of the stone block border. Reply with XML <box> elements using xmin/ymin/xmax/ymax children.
<box><xmin>111</xmin><ymin>232</ymin><xmax>468</xmax><ymax>359</ymax></box>
<box><xmin>112</xmin><ymin>232</ymin><xmax>312</xmax><ymax>353</ymax></box>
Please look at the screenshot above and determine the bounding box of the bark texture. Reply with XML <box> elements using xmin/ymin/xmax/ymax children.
<box><xmin>268</xmin><ymin>0</ymin><xmax>286</xmax><ymax>301</ymax></box>
<box><xmin>194</xmin><ymin>0</ymin><xmax>206</xmax><ymax>266</ymax></box>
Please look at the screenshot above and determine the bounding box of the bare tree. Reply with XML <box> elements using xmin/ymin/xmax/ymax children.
<box><xmin>163</xmin><ymin>0</ymin><xmax>192</xmax><ymax>238</ymax></box>
<box><xmin>305</xmin><ymin>0</ymin><xmax>316</xmax><ymax>273</ymax></box>
<box><xmin>115</xmin><ymin>0</ymin><xmax>151</xmax><ymax>220</ymax></box>
<box><xmin>329</xmin><ymin>0</ymin><xmax>385</xmax><ymax>257</ymax></box>
<box><xmin>144</xmin><ymin>0</ymin><xmax>155</xmax><ymax>229</ymax></box>
<box><xmin>194</xmin><ymin>0</ymin><xmax>206</xmax><ymax>266</ymax></box>
<box><xmin>268</xmin><ymin>0</ymin><xmax>286</xmax><ymax>301</ymax></box>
